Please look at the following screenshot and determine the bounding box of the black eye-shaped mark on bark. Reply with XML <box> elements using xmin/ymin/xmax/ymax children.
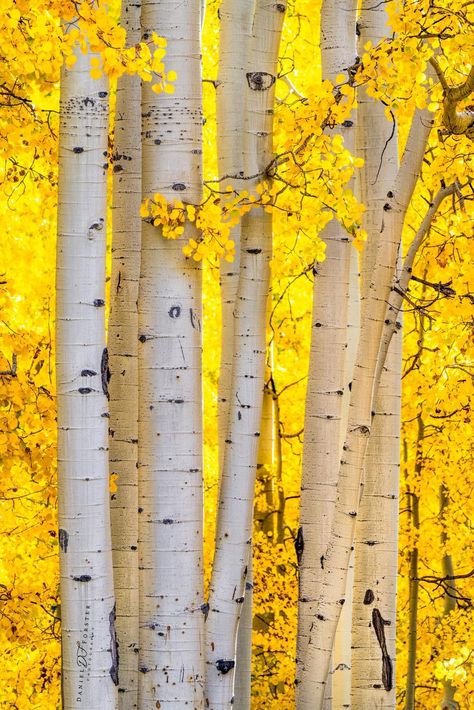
<box><xmin>169</xmin><ymin>305</ymin><xmax>181</xmax><ymax>319</ymax></box>
<box><xmin>295</xmin><ymin>526</ymin><xmax>304</xmax><ymax>565</ymax></box>
<box><xmin>246</xmin><ymin>72</ymin><xmax>275</xmax><ymax>91</ymax></box>
<box><xmin>58</xmin><ymin>529</ymin><xmax>69</xmax><ymax>552</ymax></box>
<box><xmin>101</xmin><ymin>348</ymin><xmax>111</xmax><ymax>399</ymax></box>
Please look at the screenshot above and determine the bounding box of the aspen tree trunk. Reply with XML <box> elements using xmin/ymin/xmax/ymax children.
<box><xmin>351</xmin><ymin>335</ymin><xmax>401</xmax><ymax>708</ymax></box>
<box><xmin>109</xmin><ymin>2</ymin><xmax>141</xmax><ymax>706</ymax></box>
<box><xmin>350</xmin><ymin>5</ymin><xmax>400</xmax><ymax>706</ymax></box>
<box><xmin>329</xmin><ymin>250</ymin><xmax>360</xmax><ymax>710</ymax></box>
<box><xmin>217</xmin><ymin>6</ymin><xmax>255</xmax><ymax>701</ymax></box>
<box><xmin>138</xmin><ymin>1</ymin><xmax>204</xmax><ymax>706</ymax></box>
<box><xmin>438</xmin><ymin>486</ymin><xmax>459</xmax><ymax>710</ymax></box>
<box><xmin>296</xmin><ymin>0</ymin><xmax>357</xmax><ymax>703</ymax></box>
<box><xmin>56</xmin><ymin>36</ymin><xmax>117</xmax><ymax>710</ymax></box>
<box><xmin>405</xmin><ymin>418</ymin><xmax>422</xmax><ymax>710</ymax></box>
<box><xmin>205</xmin><ymin>3</ymin><xmax>286</xmax><ymax>707</ymax></box>
<box><xmin>234</xmin><ymin>373</ymin><xmax>275</xmax><ymax>710</ymax></box>
<box><xmin>216</xmin><ymin>0</ymin><xmax>254</xmax><ymax>473</ymax></box>
<box><xmin>297</xmin><ymin>108</ymin><xmax>433</xmax><ymax>710</ymax></box>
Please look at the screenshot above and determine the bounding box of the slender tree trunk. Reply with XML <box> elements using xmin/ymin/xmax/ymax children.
<box><xmin>56</xmin><ymin>32</ymin><xmax>117</xmax><ymax>709</ymax></box>
<box><xmin>350</xmin><ymin>5</ymin><xmax>400</xmax><ymax>707</ymax></box>
<box><xmin>438</xmin><ymin>486</ymin><xmax>459</xmax><ymax>710</ymax></box>
<box><xmin>405</xmin><ymin>417</ymin><xmax>423</xmax><ymax>710</ymax></box>
<box><xmin>217</xmin><ymin>0</ymin><xmax>254</xmax><ymax>474</ymax></box>
<box><xmin>138</xmin><ymin>1</ymin><xmax>204</xmax><ymax>706</ymax></box>
<box><xmin>297</xmin><ymin>104</ymin><xmax>432</xmax><ymax>709</ymax></box>
<box><xmin>217</xmin><ymin>7</ymin><xmax>255</xmax><ymax>703</ymax></box>
<box><xmin>109</xmin><ymin>2</ymin><xmax>141</xmax><ymax>706</ymax></box>
<box><xmin>205</xmin><ymin>3</ymin><xmax>286</xmax><ymax>707</ymax></box>
<box><xmin>296</xmin><ymin>1</ymin><xmax>357</xmax><ymax>704</ymax></box>
<box><xmin>351</xmin><ymin>331</ymin><xmax>402</xmax><ymax>708</ymax></box>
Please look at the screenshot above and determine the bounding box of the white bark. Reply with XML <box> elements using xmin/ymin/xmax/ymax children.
<box><xmin>296</xmin><ymin>1</ymin><xmax>357</xmax><ymax>705</ymax></box>
<box><xmin>138</xmin><ymin>1</ymin><xmax>204</xmax><ymax>707</ymax></box>
<box><xmin>351</xmin><ymin>330</ymin><xmax>402</xmax><ymax>708</ymax></box>
<box><xmin>109</xmin><ymin>2</ymin><xmax>141</xmax><ymax>706</ymax></box>
<box><xmin>56</xmin><ymin>35</ymin><xmax>117</xmax><ymax>710</ymax></box>
<box><xmin>233</xmin><ymin>542</ymin><xmax>253</xmax><ymax>710</ymax></box>
<box><xmin>297</xmin><ymin>102</ymin><xmax>433</xmax><ymax>709</ymax></box>
<box><xmin>217</xmin><ymin>0</ymin><xmax>254</xmax><ymax>474</ymax></box>
<box><xmin>205</xmin><ymin>3</ymin><xmax>286</xmax><ymax>707</ymax></box>
<box><xmin>350</xmin><ymin>5</ymin><xmax>400</xmax><ymax>706</ymax></box>
<box><xmin>216</xmin><ymin>7</ymin><xmax>255</xmax><ymax>702</ymax></box>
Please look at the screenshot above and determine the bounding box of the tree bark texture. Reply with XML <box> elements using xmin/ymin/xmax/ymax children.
<box><xmin>205</xmin><ymin>2</ymin><xmax>286</xmax><ymax>707</ymax></box>
<box><xmin>109</xmin><ymin>2</ymin><xmax>142</xmax><ymax>706</ymax></box>
<box><xmin>56</xmin><ymin>36</ymin><xmax>117</xmax><ymax>710</ymax></box>
<box><xmin>298</xmin><ymin>104</ymin><xmax>432</xmax><ymax>709</ymax></box>
<box><xmin>297</xmin><ymin>0</ymin><xmax>357</xmax><ymax>705</ymax></box>
<box><xmin>216</xmin><ymin>0</ymin><xmax>254</xmax><ymax>474</ymax></box>
<box><xmin>138</xmin><ymin>1</ymin><xmax>205</xmax><ymax>706</ymax></box>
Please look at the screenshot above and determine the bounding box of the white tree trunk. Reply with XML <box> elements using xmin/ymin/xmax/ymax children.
<box><xmin>56</xmin><ymin>34</ymin><xmax>117</xmax><ymax>710</ymax></box>
<box><xmin>351</xmin><ymin>330</ymin><xmax>401</xmax><ymax>708</ymax></box>
<box><xmin>216</xmin><ymin>7</ymin><xmax>255</xmax><ymax>703</ymax></box>
<box><xmin>296</xmin><ymin>1</ymin><xmax>357</xmax><ymax>705</ymax></box>
<box><xmin>109</xmin><ymin>2</ymin><xmax>141</xmax><ymax>706</ymax></box>
<box><xmin>217</xmin><ymin>0</ymin><xmax>254</xmax><ymax>474</ymax></box>
<box><xmin>205</xmin><ymin>3</ymin><xmax>286</xmax><ymax>707</ymax></box>
<box><xmin>350</xmin><ymin>5</ymin><xmax>400</xmax><ymax>707</ymax></box>
<box><xmin>297</xmin><ymin>103</ymin><xmax>433</xmax><ymax>709</ymax></box>
<box><xmin>138</xmin><ymin>1</ymin><xmax>205</xmax><ymax>707</ymax></box>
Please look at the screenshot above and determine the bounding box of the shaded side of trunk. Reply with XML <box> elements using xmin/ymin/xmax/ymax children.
<box><xmin>109</xmin><ymin>2</ymin><xmax>142</xmax><ymax>705</ymax></box>
<box><xmin>56</xmin><ymin>35</ymin><xmax>116</xmax><ymax>710</ymax></box>
<box><xmin>138</xmin><ymin>1</ymin><xmax>204</xmax><ymax>706</ymax></box>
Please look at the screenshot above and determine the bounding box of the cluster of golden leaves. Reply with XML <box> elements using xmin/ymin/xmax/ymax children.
<box><xmin>0</xmin><ymin>0</ymin><xmax>473</xmax><ymax>708</ymax></box>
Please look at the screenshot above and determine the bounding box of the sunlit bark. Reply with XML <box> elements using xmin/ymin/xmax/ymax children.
<box><xmin>205</xmin><ymin>3</ymin><xmax>286</xmax><ymax>707</ymax></box>
<box><xmin>109</xmin><ymin>2</ymin><xmax>141</xmax><ymax>705</ymax></box>
<box><xmin>138</xmin><ymin>1</ymin><xmax>205</xmax><ymax>706</ymax></box>
<box><xmin>56</xmin><ymin>33</ymin><xmax>117</xmax><ymax>710</ymax></box>
<box><xmin>296</xmin><ymin>1</ymin><xmax>357</xmax><ymax>705</ymax></box>
<box><xmin>217</xmin><ymin>0</ymin><xmax>254</xmax><ymax>473</ymax></box>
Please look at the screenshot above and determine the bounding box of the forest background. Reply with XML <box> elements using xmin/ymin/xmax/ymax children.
<box><xmin>0</xmin><ymin>0</ymin><xmax>473</xmax><ymax>708</ymax></box>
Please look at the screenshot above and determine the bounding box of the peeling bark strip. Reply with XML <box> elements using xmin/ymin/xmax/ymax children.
<box><xmin>371</xmin><ymin>608</ymin><xmax>393</xmax><ymax>691</ymax></box>
<box><xmin>109</xmin><ymin>605</ymin><xmax>119</xmax><ymax>686</ymax></box>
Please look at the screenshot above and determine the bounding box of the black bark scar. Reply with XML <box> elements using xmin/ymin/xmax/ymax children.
<box><xmin>58</xmin><ymin>528</ymin><xmax>69</xmax><ymax>553</ymax></box>
<box><xmin>295</xmin><ymin>526</ymin><xmax>304</xmax><ymax>565</ymax></box>
<box><xmin>109</xmin><ymin>604</ymin><xmax>119</xmax><ymax>685</ymax></box>
<box><xmin>101</xmin><ymin>348</ymin><xmax>111</xmax><ymax>399</ymax></box>
<box><xmin>372</xmin><ymin>608</ymin><xmax>393</xmax><ymax>691</ymax></box>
